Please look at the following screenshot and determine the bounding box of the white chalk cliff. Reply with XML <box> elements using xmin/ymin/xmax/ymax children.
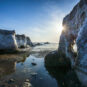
<box><xmin>16</xmin><ymin>34</ymin><xmax>33</xmax><ymax>48</ymax></box>
<box><xmin>0</xmin><ymin>29</ymin><xmax>18</xmax><ymax>51</ymax></box>
<box><xmin>58</xmin><ymin>0</ymin><xmax>87</xmax><ymax>86</ymax></box>
<box><xmin>0</xmin><ymin>29</ymin><xmax>33</xmax><ymax>52</ymax></box>
<box><xmin>16</xmin><ymin>34</ymin><xmax>27</xmax><ymax>48</ymax></box>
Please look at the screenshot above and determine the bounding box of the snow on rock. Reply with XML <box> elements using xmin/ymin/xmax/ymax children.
<box><xmin>0</xmin><ymin>29</ymin><xmax>33</xmax><ymax>52</ymax></box>
<box><xmin>58</xmin><ymin>0</ymin><xmax>87</xmax><ymax>67</ymax></box>
<box><xmin>16</xmin><ymin>34</ymin><xmax>27</xmax><ymax>48</ymax></box>
<box><xmin>0</xmin><ymin>29</ymin><xmax>18</xmax><ymax>51</ymax></box>
<box><xmin>16</xmin><ymin>34</ymin><xmax>33</xmax><ymax>48</ymax></box>
<box><xmin>26</xmin><ymin>36</ymin><xmax>33</xmax><ymax>47</ymax></box>
<box><xmin>57</xmin><ymin>0</ymin><xmax>87</xmax><ymax>86</ymax></box>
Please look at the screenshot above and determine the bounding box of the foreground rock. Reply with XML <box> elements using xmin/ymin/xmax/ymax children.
<box><xmin>45</xmin><ymin>51</ymin><xmax>71</xmax><ymax>69</ymax></box>
<box><xmin>31</xmin><ymin>62</ymin><xmax>37</xmax><ymax>66</ymax></box>
<box><xmin>45</xmin><ymin>0</ymin><xmax>87</xmax><ymax>86</ymax></box>
<box><xmin>0</xmin><ymin>29</ymin><xmax>18</xmax><ymax>53</ymax></box>
<box><xmin>58</xmin><ymin>0</ymin><xmax>87</xmax><ymax>86</ymax></box>
<box><xmin>58</xmin><ymin>0</ymin><xmax>87</xmax><ymax>69</ymax></box>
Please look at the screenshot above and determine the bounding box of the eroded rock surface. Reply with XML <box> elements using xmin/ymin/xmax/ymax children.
<box><xmin>58</xmin><ymin>0</ymin><xmax>87</xmax><ymax>72</ymax></box>
<box><xmin>45</xmin><ymin>0</ymin><xmax>87</xmax><ymax>86</ymax></box>
<box><xmin>0</xmin><ymin>29</ymin><xmax>18</xmax><ymax>51</ymax></box>
<box><xmin>16</xmin><ymin>34</ymin><xmax>33</xmax><ymax>48</ymax></box>
<box><xmin>58</xmin><ymin>0</ymin><xmax>87</xmax><ymax>86</ymax></box>
<box><xmin>0</xmin><ymin>29</ymin><xmax>33</xmax><ymax>53</ymax></box>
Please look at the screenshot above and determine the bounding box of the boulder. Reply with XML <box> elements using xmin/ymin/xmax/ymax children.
<box><xmin>0</xmin><ymin>29</ymin><xmax>18</xmax><ymax>52</ymax></box>
<box><xmin>45</xmin><ymin>51</ymin><xmax>71</xmax><ymax>69</ymax></box>
<box><xmin>16</xmin><ymin>34</ymin><xmax>27</xmax><ymax>48</ymax></box>
<box><xmin>16</xmin><ymin>34</ymin><xmax>33</xmax><ymax>48</ymax></box>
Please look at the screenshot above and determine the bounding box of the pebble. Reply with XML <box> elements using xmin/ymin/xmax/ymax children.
<box><xmin>23</xmin><ymin>82</ymin><xmax>32</xmax><ymax>87</ymax></box>
<box><xmin>8</xmin><ymin>79</ymin><xmax>15</xmax><ymax>84</ymax></box>
<box><xmin>25</xmin><ymin>79</ymin><xmax>30</xmax><ymax>82</ymax></box>
<box><xmin>31</xmin><ymin>62</ymin><xmax>37</xmax><ymax>66</ymax></box>
<box><xmin>31</xmin><ymin>72</ymin><xmax>37</xmax><ymax>76</ymax></box>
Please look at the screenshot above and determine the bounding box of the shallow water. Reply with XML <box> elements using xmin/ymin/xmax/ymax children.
<box><xmin>0</xmin><ymin>43</ymin><xmax>82</xmax><ymax>87</ymax></box>
<box><xmin>0</xmin><ymin>43</ymin><xmax>58</xmax><ymax>87</ymax></box>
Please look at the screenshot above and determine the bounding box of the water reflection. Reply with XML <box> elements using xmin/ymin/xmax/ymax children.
<box><xmin>0</xmin><ymin>53</ymin><xmax>30</xmax><ymax>78</ymax></box>
<box><xmin>45</xmin><ymin>63</ymin><xmax>83</xmax><ymax>87</ymax></box>
<box><xmin>0</xmin><ymin>61</ymin><xmax>16</xmax><ymax>78</ymax></box>
<box><xmin>0</xmin><ymin>43</ymin><xmax>82</xmax><ymax>87</ymax></box>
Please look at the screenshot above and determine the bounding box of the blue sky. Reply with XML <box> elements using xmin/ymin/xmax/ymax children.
<box><xmin>0</xmin><ymin>0</ymin><xmax>79</xmax><ymax>42</ymax></box>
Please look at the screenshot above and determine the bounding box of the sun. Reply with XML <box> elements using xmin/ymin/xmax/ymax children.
<box><xmin>58</xmin><ymin>24</ymin><xmax>63</xmax><ymax>34</ymax></box>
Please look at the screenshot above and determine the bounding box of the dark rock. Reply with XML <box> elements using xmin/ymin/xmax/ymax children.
<box><xmin>8</xmin><ymin>79</ymin><xmax>15</xmax><ymax>84</ymax></box>
<box><xmin>44</xmin><ymin>42</ymin><xmax>50</xmax><ymax>44</ymax></box>
<box><xmin>45</xmin><ymin>51</ymin><xmax>71</xmax><ymax>70</ymax></box>
<box><xmin>20</xmin><ymin>45</ymin><xmax>26</xmax><ymax>48</ymax></box>
<box><xmin>45</xmin><ymin>62</ymin><xmax>82</xmax><ymax>87</ymax></box>
<box><xmin>31</xmin><ymin>62</ymin><xmax>37</xmax><ymax>66</ymax></box>
<box><xmin>35</xmin><ymin>43</ymin><xmax>42</xmax><ymax>46</ymax></box>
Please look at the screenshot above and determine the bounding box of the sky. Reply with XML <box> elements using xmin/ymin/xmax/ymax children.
<box><xmin>0</xmin><ymin>0</ymin><xmax>79</xmax><ymax>42</ymax></box>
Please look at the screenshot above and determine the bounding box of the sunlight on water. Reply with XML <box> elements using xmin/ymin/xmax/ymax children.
<box><xmin>32</xmin><ymin>43</ymin><xmax>58</xmax><ymax>52</ymax></box>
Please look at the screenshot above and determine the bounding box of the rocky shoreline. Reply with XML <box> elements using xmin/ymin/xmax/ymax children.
<box><xmin>0</xmin><ymin>29</ymin><xmax>33</xmax><ymax>54</ymax></box>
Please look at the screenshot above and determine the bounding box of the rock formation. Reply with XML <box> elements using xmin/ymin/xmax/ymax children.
<box><xmin>26</xmin><ymin>36</ymin><xmax>33</xmax><ymax>46</ymax></box>
<box><xmin>58</xmin><ymin>0</ymin><xmax>87</xmax><ymax>72</ymax></box>
<box><xmin>45</xmin><ymin>0</ymin><xmax>87</xmax><ymax>86</ymax></box>
<box><xmin>58</xmin><ymin>0</ymin><xmax>87</xmax><ymax>86</ymax></box>
<box><xmin>0</xmin><ymin>29</ymin><xmax>18</xmax><ymax>51</ymax></box>
<box><xmin>16</xmin><ymin>34</ymin><xmax>27</xmax><ymax>48</ymax></box>
<box><xmin>16</xmin><ymin>34</ymin><xmax>33</xmax><ymax>48</ymax></box>
<box><xmin>0</xmin><ymin>29</ymin><xmax>33</xmax><ymax>53</ymax></box>
<box><xmin>58</xmin><ymin>0</ymin><xmax>87</xmax><ymax>67</ymax></box>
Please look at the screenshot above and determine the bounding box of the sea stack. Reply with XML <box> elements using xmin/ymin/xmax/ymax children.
<box><xmin>0</xmin><ymin>29</ymin><xmax>33</xmax><ymax>53</ymax></box>
<box><xmin>0</xmin><ymin>29</ymin><xmax>18</xmax><ymax>52</ymax></box>
<box><xmin>16</xmin><ymin>34</ymin><xmax>33</xmax><ymax>48</ymax></box>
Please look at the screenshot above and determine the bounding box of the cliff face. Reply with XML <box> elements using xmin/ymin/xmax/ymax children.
<box><xmin>0</xmin><ymin>29</ymin><xmax>33</xmax><ymax>52</ymax></box>
<box><xmin>26</xmin><ymin>37</ymin><xmax>33</xmax><ymax>46</ymax></box>
<box><xmin>16</xmin><ymin>35</ymin><xmax>27</xmax><ymax>48</ymax></box>
<box><xmin>58</xmin><ymin>0</ymin><xmax>87</xmax><ymax>86</ymax></box>
<box><xmin>0</xmin><ymin>29</ymin><xmax>18</xmax><ymax>50</ymax></box>
<box><xmin>58</xmin><ymin>0</ymin><xmax>87</xmax><ymax>68</ymax></box>
<box><xmin>16</xmin><ymin>34</ymin><xmax>33</xmax><ymax>48</ymax></box>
